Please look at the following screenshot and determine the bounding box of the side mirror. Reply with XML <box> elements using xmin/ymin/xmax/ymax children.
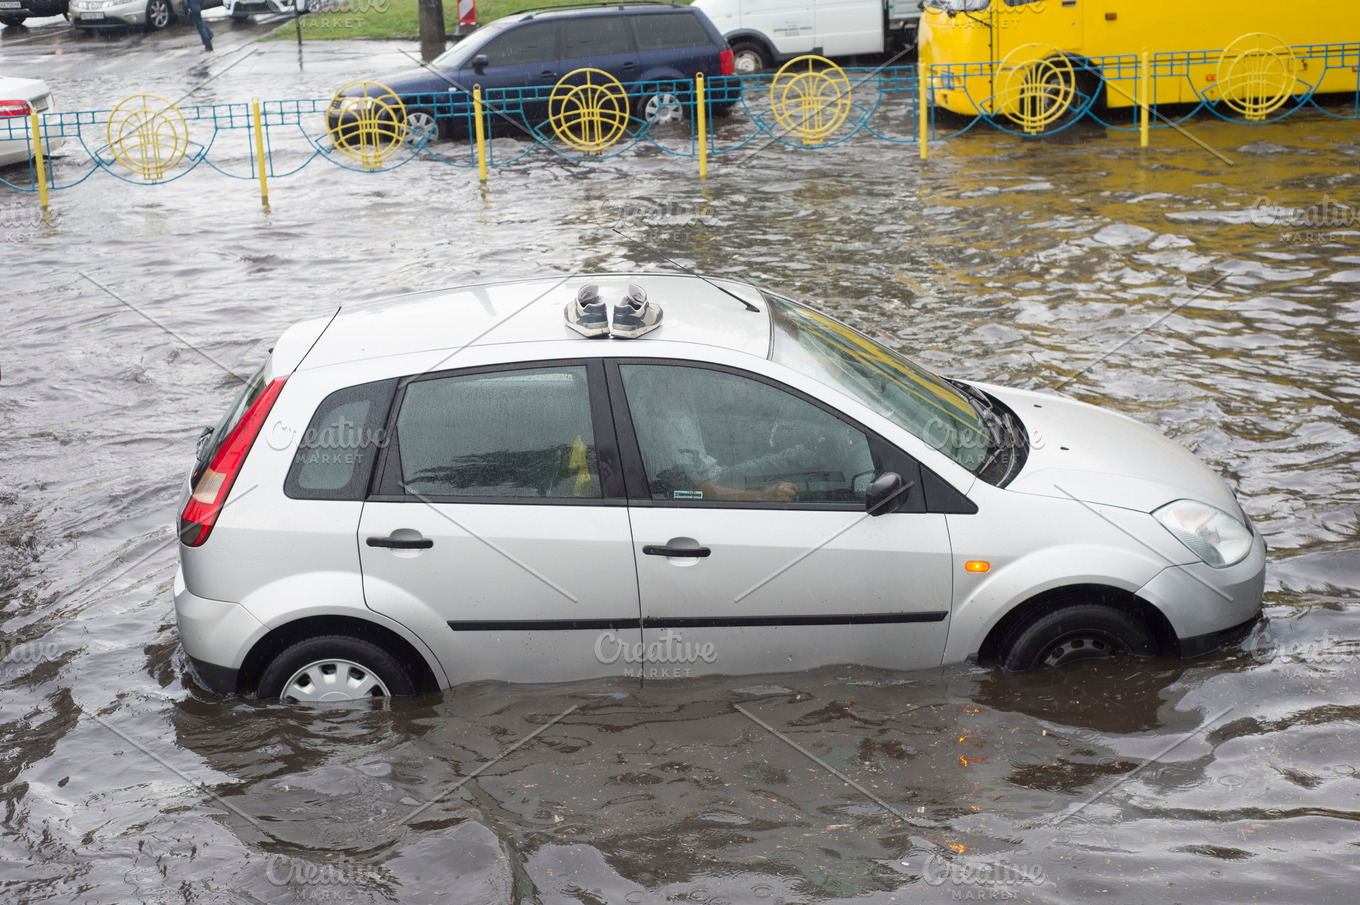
<box><xmin>472</xmin><ymin>54</ymin><xmax>489</xmax><ymax>73</ymax></box>
<box><xmin>866</xmin><ymin>472</ymin><xmax>909</xmax><ymax>516</ymax></box>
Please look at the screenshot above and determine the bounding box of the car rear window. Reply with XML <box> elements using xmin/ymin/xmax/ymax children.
<box><xmin>563</xmin><ymin>16</ymin><xmax>634</xmax><ymax>57</ymax></box>
<box><xmin>193</xmin><ymin>363</ymin><xmax>269</xmax><ymax>485</ymax></box>
<box><xmin>284</xmin><ymin>379</ymin><xmax>397</xmax><ymax>501</ymax></box>
<box><xmin>632</xmin><ymin>12</ymin><xmax>713</xmax><ymax>51</ymax></box>
<box><xmin>392</xmin><ymin>366</ymin><xmax>601</xmax><ymax>500</ymax></box>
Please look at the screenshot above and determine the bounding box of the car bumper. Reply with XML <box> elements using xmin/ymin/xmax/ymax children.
<box><xmin>1136</xmin><ymin>528</ymin><xmax>1267</xmax><ymax>652</ymax></box>
<box><xmin>174</xmin><ymin>565</ymin><xmax>267</xmax><ymax>694</ymax></box>
<box><xmin>0</xmin><ymin>133</ymin><xmax>66</xmax><ymax>167</ymax></box>
<box><xmin>71</xmin><ymin>10</ymin><xmax>144</xmax><ymax>25</ymax></box>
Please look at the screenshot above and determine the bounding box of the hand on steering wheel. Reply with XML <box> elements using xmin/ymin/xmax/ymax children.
<box><xmin>764</xmin><ymin>481</ymin><xmax>799</xmax><ymax>502</ymax></box>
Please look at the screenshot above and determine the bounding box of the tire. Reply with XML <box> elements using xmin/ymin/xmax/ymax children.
<box><xmin>145</xmin><ymin>0</ymin><xmax>172</xmax><ymax>30</ymax></box>
<box><xmin>0</xmin><ymin>15</ymin><xmax>26</xmax><ymax>26</ymax></box>
<box><xmin>730</xmin><ymin>40</ymin><xmax>770</xmax><ymax>75</ymax></box>
<box><xmin>637</xmin><ymin>92</ymin><xmax>683</xmax><ymax>125</ymax></box>
<box><xmin>257</xmin><ymin>635</ymin><xmax>418</xmax><ymax>703</ymax></box>
<box><xmin>998</xmin><ymin>603</ymin><xmax>1157</xmax><ymax>672</ymax></box>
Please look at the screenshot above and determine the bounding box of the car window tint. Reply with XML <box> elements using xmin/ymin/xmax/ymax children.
<box><xmin>632</xmin><ymin>12</ymin><xmax>712</xmax><ymax>51</ymax></box>
<box><xmin>563</xmin><ymin>15</ymin><xmax>634</xmax><ymax>58</ymax></box>
<box><xmin>479</xmin><ymin>21</ymin><xmax>558</xmax><ymax>67</ymax></box>
<box><xmin>396</xmin><ymin>366</ymin><xmax>601</xmax><ymax>500</ymax></box>
<box><xmin>620</xmin><ymin>364</ymin><xmax>874</xmax><ymax>505</ymax></box>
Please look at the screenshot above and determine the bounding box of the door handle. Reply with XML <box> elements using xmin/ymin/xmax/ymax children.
<box><xmin>621</xmin><ymin>61</ymin><xmax>636</xmax><ymax>69</ymax></box>
<box><xmin>540</xmin><ymin>70</ymin><xmax>556</xmax><ymax>77</ymax></box>
<box><xmin>366</xmin><ymin>535</ymin><xmax>434</xmax><ymax>550</ymax></box>
<box><xmin>643</xmin><ymin>544</ymin><xmax>710</xmax><ymax>558</ymax></box>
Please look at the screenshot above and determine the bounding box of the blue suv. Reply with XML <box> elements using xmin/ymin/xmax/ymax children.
<box><xmin>328</xmin><ymin>3</ymin><xmax>740</xmax><ymax>143</ymax></box>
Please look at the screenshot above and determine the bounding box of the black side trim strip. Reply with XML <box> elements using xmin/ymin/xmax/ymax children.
<box><xmin>448</xmin><ymin>618</ymin><xmax>639</xmax><ymax>632</ymax></box>
<box><xmin>643</xmin><ymin>612</ymin><xmax>948</xmax><ymax>628</ymax></box>
<box><xmin>446</xmin><ymin>612</ymin><xmax>949</xmax><ymax>632</ymax></box>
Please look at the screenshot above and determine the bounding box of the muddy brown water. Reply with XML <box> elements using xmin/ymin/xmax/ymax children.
<box><xmin>3</xmin><ymin>37</ymin><xmax>1360</xmax><ymax>904</ymax></box>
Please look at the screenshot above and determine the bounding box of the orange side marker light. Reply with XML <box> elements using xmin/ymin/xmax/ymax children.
<box><xmin>965</xmin><ymin>560</ymin><xmax>990</xmax><ymax>573</ymax></box>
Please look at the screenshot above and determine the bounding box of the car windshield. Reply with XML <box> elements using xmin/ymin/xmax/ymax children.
<box><xmin>431</xmin><ymin>20</ymin><xmax>510</xmax><ymax>69</ymax></box>
<box><xmin>767</xmin><ymin>294</ymin><xmax>991</xmax><ymax>472</ymax></box>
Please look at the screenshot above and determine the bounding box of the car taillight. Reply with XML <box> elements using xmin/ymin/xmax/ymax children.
<box><xmin>719</xmin><ymin>49</ymin><xmax>735</xmax><ymax>76</ymax></box>
<box><xmin>179</xmin><ymin>376</ymin><xmax>288</xmax><ymax>547</ymax></box>
<box><xmin>0</xmin><ymin>100</ymin><xmax>33</xmax><ymax>118</ymax></box>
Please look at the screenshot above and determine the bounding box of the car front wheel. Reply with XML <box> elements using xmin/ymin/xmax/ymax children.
<box><xmin>998</xmin><ymin>602</ymin><xmax>1158</xmax><ymax>671</ymax></box>
<box><xmin>257</xmin><ymin>635</ymin><xmax>418</xmax><ymax>702</ymax></box>
<box><xmin>145</xmin><ymin>0</ymin><xmax>172</xmax><ymax>29</ymax></box>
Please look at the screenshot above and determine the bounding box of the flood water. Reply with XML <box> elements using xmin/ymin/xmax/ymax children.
<box><xmin>3</xmin><ymin>36</ymin><xmax>1360</xmax><ymax>904</ymax></box>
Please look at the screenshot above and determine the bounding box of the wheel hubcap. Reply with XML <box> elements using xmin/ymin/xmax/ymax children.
<box><xmin>644</xmin><ymin>94</ymin><xmax>682</xmax><ymax>125</ymax></box>
<box><xmin>281</xmin><ymin>658</ymin><xmax>391</xmax><ymax>703</ymax></box>
<box><xmin>150</xmin><ymin>1</ymin><xmax>167</xmax><ymax>26</ymax></box>
<box><xmin>1040</xmin><ymin>632</ymin><xmax>1128</xmax><ymax>668</ymax></box>
<box><xmin>405</xmin><ymin>111</ymin><xmax>435</xmax><ymax>145</ymax></box>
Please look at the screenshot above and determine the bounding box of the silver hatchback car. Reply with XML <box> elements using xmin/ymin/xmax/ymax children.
<box><xmin>175</xmin><ymin>275</ymin><xmax>1265</xmax><ymax>702</ymax></box>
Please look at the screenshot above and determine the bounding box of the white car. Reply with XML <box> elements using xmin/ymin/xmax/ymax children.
<box><xmin>174</xmin><ymin>275</ymin><xmax>1265</xmax><ymax>702</ymax></box>
<box><xmin>0</xmin><ymin>77</ymin><xmax>62</xmax><ymax>168</ymax></box>
<box><xmin>70</xmin><ymin>0</ymin><xmax>220</xmax><ymax>31</ymax></box>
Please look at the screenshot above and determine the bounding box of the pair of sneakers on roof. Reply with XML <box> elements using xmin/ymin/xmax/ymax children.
<box><xmin>565</xmin><ymin>283</ymin><xmax>662</xmax><ymax>339</ymax></box>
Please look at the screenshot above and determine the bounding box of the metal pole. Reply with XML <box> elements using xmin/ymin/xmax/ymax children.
<box><xmin>696</xmin><ymin>73</ymin><xmax>707</xmax><ymax>180</ymax></box>
<box><xmin>30</xmin><ymin>109</ymin><xmax>48</xmax><ymax>211</ymax></box>
<box><xmin>1140</xmin><ymin>50</ymin><xmax>1150</xmax><ymax>148</ymax></box>
<box><xmin>252</xmin><ymin>98</ymin><xmax>270</xmax><ymax>206</ymax></box>
<box><xmin>918</xmin><ymin>64</ymin><xmax>929</xmax><ymax>161</ymax></box>
<box><xmin>473</xmin><ymin>86</ymin><xmax>487</xmax><ymax>182</ymax></box>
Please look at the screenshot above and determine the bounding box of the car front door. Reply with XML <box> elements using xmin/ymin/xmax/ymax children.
<box><xmin>459</xmin><ymin>19</ymin><xmax>561</xmax><ymax>132</ymax></box>
<box><xmin>357</xmin><ymin>360</ymin><xmax>642</xmax><ymax>686</ymax></box>
<box><xmin>609</xmin><ymin>360</ymin><xmax>954</xmax><ymax>679</ymax></box>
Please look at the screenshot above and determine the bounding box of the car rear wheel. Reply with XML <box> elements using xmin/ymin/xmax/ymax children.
<box><xmin>145</xmin><ymin>0</ymin><xmax>172</xmax><ymax>29</ymax></box>
<box><xmin>257</xmin><ymin>635</ymin><xmax>418</xmax><ymax>703</ymax></box>
<box><xmin>730</xmin><ymin>40</ymin><xmax>770</xmax><ymax>75</ymax></box>
<box><xmin>638</xmin><ymin>93</ymin><xmax>683</xmax><ymax>125</ymax></box>
<box><xmin>998</xmin><ymin>603</ymin><xmax>1158</xmax><ymax>671</ymax></box>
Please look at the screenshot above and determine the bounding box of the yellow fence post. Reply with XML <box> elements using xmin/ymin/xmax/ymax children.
<box><xmin>918</xmin><ymin>63</ymin><xmax>929</xmax><ymax>161</ymax></box>
<box><xmin>30</xmin><ymin>109</ymin><xmax>48</xmax><ymax>211</ymax></box>
<box><xmin>1140</xmin><ymin>51</ymin><xmax>1150</xmax><ymax>148</ymax></box>
<box><xmin>473</xmin><ymin>87</ymin><xmax>488</xmax><ymax>183</ymax></box>
<box><xmin>696</xmin><ymin>72</ymin><xmax>708</xmax><ymax>180</ymax></box>
<box><xmin>251</xmin><ymin>98</ymin><xmax>269</xmax><ymax>207</ymax></box>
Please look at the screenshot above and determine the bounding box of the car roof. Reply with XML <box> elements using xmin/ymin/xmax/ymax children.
<box><xmin>297</xmin><ymin>274</ymin><xmax>771</xmax><ymax>371</ymax></box>
<box><xmin>511</xmin><ymin>2</ymin><xmax>692</xmax><ymax>20</ymax></box>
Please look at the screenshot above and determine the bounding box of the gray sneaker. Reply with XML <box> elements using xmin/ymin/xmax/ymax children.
<box><xmin>564</xmin><ymin>284</ymin><xmax>610</xmax><ymax>338</ymax></box>
<box><xmin>611</xmin><ymin>284</ymin><xmax>662</xmax><ymax>339</ymax></box>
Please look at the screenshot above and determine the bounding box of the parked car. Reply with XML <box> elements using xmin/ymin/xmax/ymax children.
<box><xmin>222</xmin><ymin>0</ymin><xmax>301</xmax><ymax>20</ymax></box>
<box><xmin>0</xmin><ymin>76</ymin><xmax>63</xmax><ymax>167</ymax></box>
<box><xmin>0</xmin><ymin>0</ymin><xmax>68</xmax><ymax>28</ymax></box>
<box><xmin>70</xmin><ymin>0</ymin><xmax>218</xmax><ymax>31</ymax></box>
<box><xmin>693</xmin><ymin>0</ymin><xmax>921</xmax><ymax>73</ymax></box>
<box><xmin>175</xmin><ymin>274</ymin><xmax>1265</xmax><ymax>702</ymax></box>
<box><xmin>327</xmin><ymin>3</ymin><xmax>739</xmax><ymax>144</ymax></box>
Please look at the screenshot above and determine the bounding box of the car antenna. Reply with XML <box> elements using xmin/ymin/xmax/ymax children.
<box><xmin>610</xmin><ymin>226</ymin><xmax>760</xmax><ymax>312</ymax></box>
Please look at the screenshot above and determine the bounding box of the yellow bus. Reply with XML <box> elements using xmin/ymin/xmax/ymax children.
<box><xmin>918</xmin><ymin>0</ymin><xmax>1360</xmax><ymax>128</ymax></box>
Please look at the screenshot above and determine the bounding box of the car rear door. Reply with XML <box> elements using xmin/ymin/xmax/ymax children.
<box><xmin>357</xmin><ymin>360</ymin><xmax>642</xmax><ymax>686</ymax></box>
<box><xmin>609</xmin><ymin>360</ymin><xmax>954</xmax><ymax>679</ymax></box>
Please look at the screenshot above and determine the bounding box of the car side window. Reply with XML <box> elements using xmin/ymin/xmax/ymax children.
<box><xmin>394</xmin><ymin>365</ymin><xmax>601</xmax><ymax>500</ymax></box>
<box><xmin>285</xmin><ymin>378</ymin><xmax>397</xmax><ymax>501</ymax></box>
<box><xmin>619</xmin><ymin>364</ymin><xmax>876</xmax><ymax>505</ymax></box>
<box><xmin>632</xmin><ymin>12</ymin><xmax>713</xmax><ymax>50</ymax></box>
<box><xmin>562</xmin><ymin>15</ymin><xmax>634</xmax><ymax>58</ymax></box>
<box><xmin>478</xmin><ymin>21</ymin><xmax>558</xmax><ymax>67</ymax></box>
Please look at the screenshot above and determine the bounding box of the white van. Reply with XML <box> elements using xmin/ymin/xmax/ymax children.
<box><xmin>692</xmin><ymin>0</ymin><xmax>921</xmax><ymax>73</ymax></box>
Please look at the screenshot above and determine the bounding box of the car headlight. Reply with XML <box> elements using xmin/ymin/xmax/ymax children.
<box><xmin>1153</xmin><ymin>500</ymin><xmax>1253</xmax><ymax>569</ymax></box>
